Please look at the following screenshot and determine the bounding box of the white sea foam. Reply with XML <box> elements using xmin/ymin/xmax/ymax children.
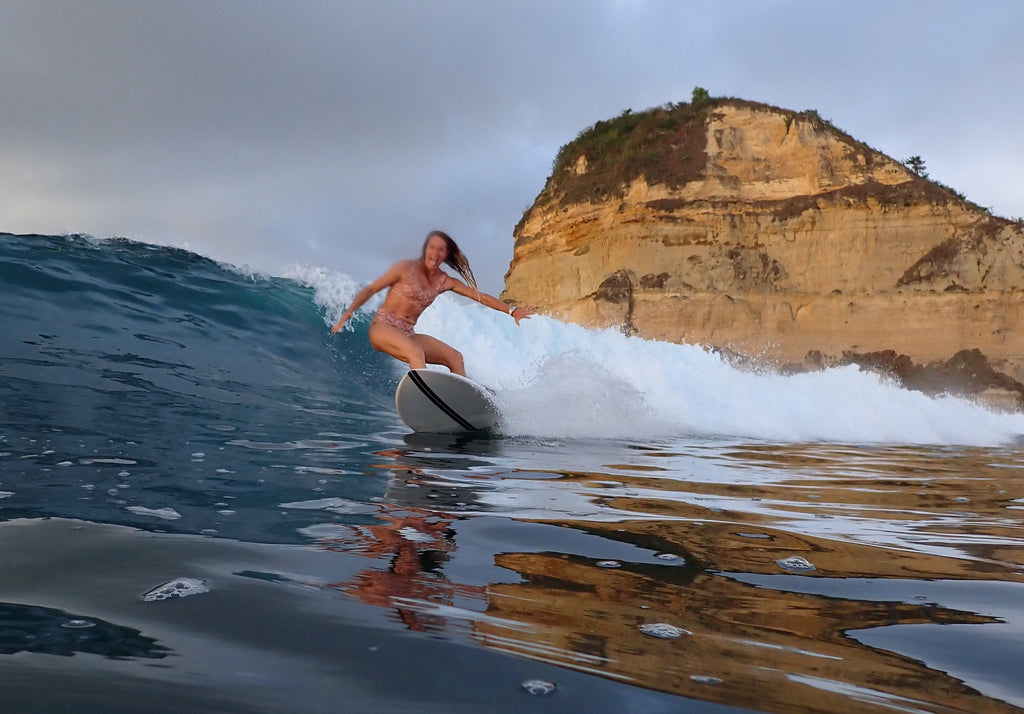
<box><xmin>127</xmin><ymin>506</ymin><xmax>182</xmax><ymax>520</ymax></box>
<box><xmin>142</xmin><ymin>577</ymin><xmax>210</xmax><ymax>602</ymax></box>
<box><xmin>287</xmin><ymin>264</ymin><xmax>371</xmax><ymax>327</ymax></box>
<box><xmin>279</xmin><ymin>497</ymin><xmax>380</xmax><ymax>514</ymax></box>
<box><xmin>306</xmin><ymin>270</ymin><xmax>1024</xmax><ymax>446</ymax></box>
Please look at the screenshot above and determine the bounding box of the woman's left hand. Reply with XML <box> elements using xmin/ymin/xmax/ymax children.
<box><xmin>511</xmin><ymin>306</ymin><xmax>537</xmax><ymax>325</ymax></box>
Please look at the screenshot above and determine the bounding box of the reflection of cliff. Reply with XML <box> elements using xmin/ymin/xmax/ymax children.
<box><xmin>478</xmin><ymin>538</ymin><xmax>1003</xmax><ymax>714</ymax></box>
<box><xmin>314</xmin><ymin>445</ymin><xmax>1024</xmax><ymax>712</ymax></box>
<box><xmin>503</xmin><ymin>99</ymin><xmax>1024</xmax><ymax>408</ymax></box>
<box><xmin>315</xmin><ymin>502</ymin><xmax>1017</xmax><ymax>712</ymax></box>
<box><xmin>467</xmin><ymin>452</ymin><xmax>1023</xmax><ymax>711</ymax></box>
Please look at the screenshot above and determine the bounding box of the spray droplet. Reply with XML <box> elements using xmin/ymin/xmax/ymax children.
<box><xmin>691</xmin><ymin>675</ymin><xmax>722</xmax><ymax>685</ymax></box>
<box><xmin>127</xmin><ymin>506</ymin><xmax>182</xmax><ymax>520</ymax></box>
<box><xmin>142</xmin><ymin>577</ymin><xmax>210</xmax><ymax>602</ymax></box>
<box><xmin>776</xmin><ymin>556</ymin><xmax>816</xmax><ymax>573</ymax></box>
<box><xmin>61</xmin><ymin>619</ymin><xmax>95</xmax><ymax>629</ymax></box>
<box><xmin>639</xmin><ymin>623</ymin><xmax>689</xmax><ymax>639</ymax></box>
<box><xmin>521</xmin><ymin>679</ymin><xmax>556</xmax><ymax>695</ymax></box>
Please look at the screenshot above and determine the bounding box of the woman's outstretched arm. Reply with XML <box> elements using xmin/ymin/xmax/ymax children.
<box><xmin>331</xmin><ymin>262</ymin><xmax>407</xmax><ymax>333</ymax></box>
<box><xmin>448</xmin><ymin>279</ymin><xmax>536</xmax><ymax>325</ymax></box>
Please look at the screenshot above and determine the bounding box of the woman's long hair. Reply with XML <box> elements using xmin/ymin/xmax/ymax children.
<box><xmin>423</xmin><ymin>230</ymin><xmax>477</xmax><ymax>292</ymax></box>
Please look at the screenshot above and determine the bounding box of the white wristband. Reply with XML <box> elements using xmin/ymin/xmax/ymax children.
<box><xmin>508</xmin><ymin>305</ymin><xmax>516</xmax><ymax>316</ymax></box>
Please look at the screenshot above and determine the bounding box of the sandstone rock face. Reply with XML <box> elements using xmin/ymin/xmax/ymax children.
<box><xmin>502</xmin><ymin>100</ymin><xmax>1024</xmax><ymax>405</ymax></box>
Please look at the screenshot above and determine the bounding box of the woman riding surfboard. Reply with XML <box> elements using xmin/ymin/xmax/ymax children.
<box><xmin>331</xmin><ymin>230</ymin><xmax>535</xmax><ymax>376</ymax></box>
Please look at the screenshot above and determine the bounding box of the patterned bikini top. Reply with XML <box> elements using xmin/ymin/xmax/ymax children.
<box><xmin>393</xmin><ymin>269</ymin><xmax>447</xmax><ymax>313</ymax></box>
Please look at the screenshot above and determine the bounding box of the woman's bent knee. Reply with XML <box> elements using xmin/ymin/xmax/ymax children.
<box><xmin>445</xmin><ymin>350</ymin><xmax>465</xmax><ymax>375</ymax></box>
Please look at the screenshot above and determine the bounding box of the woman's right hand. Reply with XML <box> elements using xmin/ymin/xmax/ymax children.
<box><xmin>329</xmin><ymin>266</ymin><xmax>401</xmax><ymax>335</ymax></box>
<box><xmin>331</xmin><ymin>314</ymin><xmax>350</xmax><ymax>333</ymax></box>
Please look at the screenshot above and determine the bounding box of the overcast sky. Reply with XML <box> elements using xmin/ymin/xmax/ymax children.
<box><xmin>2</xmin><ymin>0</ymin><xmax>1022</xmax><ymax>292</ymax></box>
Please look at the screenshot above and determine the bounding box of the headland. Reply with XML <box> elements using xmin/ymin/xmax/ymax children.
<box><xmin>503</xmin><ymin>94</ymin><xmax>1024</xmax><ymax>409</ymax></box>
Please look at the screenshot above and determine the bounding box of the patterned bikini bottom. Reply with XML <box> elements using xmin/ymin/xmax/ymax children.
<box><xmin>371</xmin><ymin>309</ymin><xmax>416</xmax><ymax>337</ymax></box>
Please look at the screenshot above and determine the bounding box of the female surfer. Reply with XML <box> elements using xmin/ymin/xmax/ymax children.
<box><xmin>330</xmin><ymin>230</ymin><xmax>535</xmax><ymax>377</ymax></box>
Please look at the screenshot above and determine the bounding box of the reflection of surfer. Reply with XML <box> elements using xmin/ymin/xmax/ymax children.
<box><xmin>321</xmin><ymin>507</ymin><xmax>477</xmax><ymax>632</ymax></box>
<box><xmin>331</xmin><ymin>231</ymin><xmax>535</xmax><ymax>376</ymax></box>
<box><xmin>312</xmin><ymin>449</ymin><xmax>484</xmax><ymax>631</ymax></box>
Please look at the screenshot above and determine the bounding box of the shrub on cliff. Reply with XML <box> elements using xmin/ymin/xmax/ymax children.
<box><xmin>547</xmin><ymin>94</ymin><xmax>717</xmax><ymax>205</ymax></box>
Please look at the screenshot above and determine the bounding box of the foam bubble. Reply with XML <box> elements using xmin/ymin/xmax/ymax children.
<box><xmin>691</xmin><ymin>675</ymin><xmax>722</xmax><ymax>685</ymax></box>
<box><xmin>279</xmin><ymin>497</ymin><xmax>379</xmax><ymax>514</ymax></box>
<box><xmin>520</xmin><ymin>679</ymin><xmax>556</xmax><ymax>695</ymax></box>
<box><xmin>777</xmin><ymin>556</ymin><xmax>816</xmax><ymax>573</ymax></box>
<box><xmin>61</xmin><ymin>619</ymin><xmax>95</xmax><ymax>629</ymax></box>
<box><xmin>639</xmin><ymin>623</ymin><xmax>690</xmax><ymax>639</ymax></box>
<box><xmin>127</xmin><ymin>506</ymin><xmax>182</xmax><ymax>520</ymax></box>
<box><xmin>142</xmin><ymin>577</ymin><xmax>210</xmax><ymax>602</ymax></box>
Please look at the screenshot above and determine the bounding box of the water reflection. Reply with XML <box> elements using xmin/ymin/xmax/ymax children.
<box><xmin>318</xmin><ymin>508</ymin><xmax>473</xmax><ymax>633</ymax></box>
<box><xmin>297</xmin><ymin>440</ymin><xmax>1024</xmax><ymax>712</ymax></box>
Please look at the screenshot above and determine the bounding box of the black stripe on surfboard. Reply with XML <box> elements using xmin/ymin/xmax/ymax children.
<box><xmin>407</xmin><ymin>370</ymin><xmax>478</xmax><ymax>432</ymax></box>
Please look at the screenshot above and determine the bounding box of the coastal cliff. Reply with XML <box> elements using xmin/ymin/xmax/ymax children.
<box><xmin>502</xmin><ymin>97</ymin><xmax>1024</xmax><ymax>408</ymax></box>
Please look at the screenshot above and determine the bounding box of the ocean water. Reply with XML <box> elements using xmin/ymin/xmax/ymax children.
<box><xmin>2</xmin><ymin>232</ymin><xmax>1024</xmax><ymax>713</ymax></box>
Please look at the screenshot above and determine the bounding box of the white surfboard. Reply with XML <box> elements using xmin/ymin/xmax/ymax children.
<box><xmin>395</xmin><ymin>369</ymin><xmax>501</xmax><ymax>433</ymax></box>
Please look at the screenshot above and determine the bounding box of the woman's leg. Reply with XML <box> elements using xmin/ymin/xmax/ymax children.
<box><xmin>368</xmin><ymin>322</ymin><xmax>426</xmax><ymax>369</ymax></box>
<box><xmin>412</xmin><ymin>334</ymin><xmax>465</xmax><ymax>376</ymax></box>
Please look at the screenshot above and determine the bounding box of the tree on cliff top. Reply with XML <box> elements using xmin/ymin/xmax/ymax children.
<box><xmin>903</xmin><ymin>155</ymin><xmax>929</xmax><ymax>179</ymax></box>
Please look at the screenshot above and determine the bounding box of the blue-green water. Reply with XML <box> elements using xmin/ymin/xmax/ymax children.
<box><xmin>2</xmin><ymin>232</ymin><xmax>1023</xmax><ymax>713</ymax></box>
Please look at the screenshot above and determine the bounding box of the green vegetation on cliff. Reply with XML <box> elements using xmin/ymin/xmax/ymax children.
<box><xmin>533</xmin><ymin>89</ymin><xmax>987</xmax><ymax>219</ymax></box>
<box><xmin>544</xmin><ymin>92</ymin><xmax>715</xmax><ymax>206</ymax></box>
<box><xmin>539</xmin><ymin>88</ymin><xmax>875</xmax><ymax>208</ymax></box>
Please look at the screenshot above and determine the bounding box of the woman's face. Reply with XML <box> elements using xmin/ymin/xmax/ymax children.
<box><xmin>423</xmin><ymin>235</ymin><xmax>449</xmax><ymax>269</ymax></box>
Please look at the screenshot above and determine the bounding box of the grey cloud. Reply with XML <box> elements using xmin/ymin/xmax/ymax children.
<box><xmin>2</xmin><ymin>0</ymin><xmax>1022</xmax><ymax>292</ymax></box>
